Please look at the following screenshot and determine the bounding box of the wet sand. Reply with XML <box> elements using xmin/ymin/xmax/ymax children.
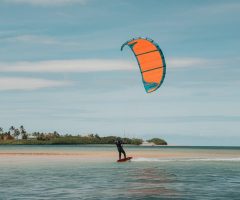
<box><xmin>0</xmin><ymin>147</ymin><xmax>239</xmax><ymax>161</ymax></box>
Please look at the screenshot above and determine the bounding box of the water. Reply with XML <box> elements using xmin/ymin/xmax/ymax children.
<box><xmin>0</xmin><ymin>145</ymin><xmax>239</xmax><ymax>199</ymax></box>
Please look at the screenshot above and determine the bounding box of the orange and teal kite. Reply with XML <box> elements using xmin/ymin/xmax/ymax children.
<box><xmin>121</xmin><ymin>37</ymin><xmax>166</xmax><ymax>93</ymax></box>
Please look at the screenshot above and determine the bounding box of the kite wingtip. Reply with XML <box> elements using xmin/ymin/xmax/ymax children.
<box><xmin>120</xmin><ymin>41</ymin><xmax>129</xmax><ymax>51</ymax></box>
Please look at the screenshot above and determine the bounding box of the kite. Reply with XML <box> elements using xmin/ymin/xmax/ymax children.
<box><xmin>121</xmin><ymin>37</ymin><xmax>166</xmax><ymax>93</ymax></box>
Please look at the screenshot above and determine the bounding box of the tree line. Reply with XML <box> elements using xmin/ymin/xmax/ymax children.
<box><xmin>0</xmin><ymin>125</ymin><xmax>28</xmax><ymax>140</ymax></box>
<box><xmin>0</xmin><ymin>126</ymin><xmax>167</xmax><ymax>145</ymax></box>
<box><xmin>0</xmin><ymin>126</ymin><xmax>143</xmax><ymax>145</ymax></box>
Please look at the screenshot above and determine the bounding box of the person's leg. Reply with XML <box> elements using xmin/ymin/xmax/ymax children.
<box><xmin>121</xmin><ymin>148</ymin><xmax>126</xmax><ymax>159</ymax></box>
<box><xmin>118</xmin><ymin>148</ymin><xmax>121</xmax><ymax>160</ymax></box>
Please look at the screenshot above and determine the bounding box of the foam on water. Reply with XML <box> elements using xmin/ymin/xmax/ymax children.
<box><xmin>132</xmin><ymin>157</ymin><xmax>240</xmax><ymax>162</ymax></box>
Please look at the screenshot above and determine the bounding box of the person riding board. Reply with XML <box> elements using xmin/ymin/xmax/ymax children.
<box><xmin>115</xmin><ymin>138</ymin><xmax>126</xmax><ymax>160</ymax></box>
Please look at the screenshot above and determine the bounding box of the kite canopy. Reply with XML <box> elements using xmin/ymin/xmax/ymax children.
<box><xmin>121</xmin><ymin>37</ymin><xmax>166</xmax><ymax>93</ymax></box>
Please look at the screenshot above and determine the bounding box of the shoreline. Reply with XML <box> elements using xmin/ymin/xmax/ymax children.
<box><xmin>0</xmin><ymin>147</ymin><xmax>239</xmax><ymax>159</ymax></box>
<box><xmin>0</xmin><ymin>144</ymin><xmax>239</xmax><ymax>149</ymax></box>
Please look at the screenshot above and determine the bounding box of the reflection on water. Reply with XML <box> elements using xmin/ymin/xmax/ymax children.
<box><xmin>127</xmin><ymin>167</ymin><xmax>180</xmax><ymax>198</ymax></box>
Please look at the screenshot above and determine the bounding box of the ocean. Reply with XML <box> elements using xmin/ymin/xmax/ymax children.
<box><xmin>0</xmin><ymin>145</ymin><xmax>239</xmax><ymax>199</ymax></box>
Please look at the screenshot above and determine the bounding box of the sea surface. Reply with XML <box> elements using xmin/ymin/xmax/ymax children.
<box><xmin>0</xmin><ymin>145</ymin><xmax>239</xmax><ymax>200</ymax></box>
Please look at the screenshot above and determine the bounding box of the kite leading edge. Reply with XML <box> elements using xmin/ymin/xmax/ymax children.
<box><xmin>121</xmin><ymin>37</ymin><xmax>166</xmax><ymax>93</ymax></box>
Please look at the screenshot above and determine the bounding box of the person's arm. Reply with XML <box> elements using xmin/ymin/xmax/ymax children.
<box><xmin>121</xmin><ymin>140</ymin><xmax>124</xmax><ymax>147</ymax></box>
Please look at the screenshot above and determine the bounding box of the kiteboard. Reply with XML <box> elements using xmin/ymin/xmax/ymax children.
<box><xmin>117</xmin><ymin>157</ymin><xmax>133</xmax><ymax>162</ymax></box>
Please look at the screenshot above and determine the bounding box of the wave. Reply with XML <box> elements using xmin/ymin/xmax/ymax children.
<box><xmin>132</xmin><ymin>157</ymin><xmax>240</xmax><ymax>162</ymax></box>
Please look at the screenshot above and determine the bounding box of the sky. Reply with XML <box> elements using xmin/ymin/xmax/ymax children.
<box><xmin>0</xmin><ymin>0</ymin><xmax>239</xmax><ymax>145</ymax></box>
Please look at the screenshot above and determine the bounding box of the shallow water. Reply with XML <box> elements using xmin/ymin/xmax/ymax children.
<box><xmin>0</xmin><ymin>145</ymin><xmax>239</xmax><ymax>199</ymax></box>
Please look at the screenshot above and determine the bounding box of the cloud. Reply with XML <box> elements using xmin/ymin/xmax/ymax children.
<box><xmin>0</xmin><ymin>57</ymin><xmax>222</xmax><ymax>74</ymax></box>
<box><xmin>0</xmin><ymin>59</ymin><xmax>134</xmax><ymax>73</ymax></box>
<box><xmin>0</xmin><ymin>77</ymin><xmax>71</xmax><ymax>91</ymax></box>
<box><xmin>3</xmin><ymin>0</ymin><xmax>87</xmax><ymax>6</ymax></box>
<box><xmin>3</xmin><ymin>35</ymin><xmax>59</xmax><ymax>45</ymax></box>
<box><xmin>0</xmin><ymin>33</ymin><xmax>120</xmax><ymax>51</ymax></box>
<box><xmin>167</xmin><ymin>57</ymin><xmax>217</xmax><ymax>69</ymax></box>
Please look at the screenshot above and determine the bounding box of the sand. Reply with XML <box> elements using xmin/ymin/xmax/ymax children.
<box><xmin>0</xmin><ymin>148</ymin><xmax>238</xmax><ymax>160</ymax></box>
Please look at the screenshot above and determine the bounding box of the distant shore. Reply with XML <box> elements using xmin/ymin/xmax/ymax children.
<box><xmin>0</xmin><ymin>140</ymin><xmax>165</xmax><ymax>146</ymax></box>
<box><xmin>0</xmin><ymin>134</ymin><xmax>167</xmax><ymax>146</ymax></box>
<box><xmin>0</xmin><ymin>126</ymin><xmax>168</xmax><ymax>146</ymax></box>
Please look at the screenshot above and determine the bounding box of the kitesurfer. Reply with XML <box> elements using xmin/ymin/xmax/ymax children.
<box><xmin>115</xmin><ymin>138</ymin><xmax>126</xmax><ymax>160</ymax></box>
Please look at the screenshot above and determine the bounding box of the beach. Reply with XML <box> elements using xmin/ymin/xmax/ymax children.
<box><xmin>0</xmin><ymin>145</ymin><xmax>239</xmax><ymax>160</ymax></box>
<box><xmin>0</xmin><ymin>145</ymin><xmax>239</xmax><ymax>199</ymax></box>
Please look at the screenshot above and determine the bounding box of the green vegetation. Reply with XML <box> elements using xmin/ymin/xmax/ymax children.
<box><xmin>147</xmin><ymin>138</ymin><xmax>168</xmax><ymax>145</ymax></box>
<box><xmin>0</xmin><ymin>126</ymin><xmax>145</xmax><ymax>145</ymax></box>
<box><xmin>0</xmin><ymin>126</ymin><xmax>167</xmax><ymax>145</ymax></box>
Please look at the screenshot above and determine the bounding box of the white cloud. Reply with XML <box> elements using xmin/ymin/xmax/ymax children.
<box><xmin>5</xmin><ymin>35</ymin><xmax>59</xmax><ymax>45</ymax></box>
<box><xmin>0</xmin><ymin>57</ymin><xmax>223</xmax><ymax>73</ymax></box>
<box><xmin>0</xmin><ymin>34</ymin><xmax>119</xmax><ymax>51</ymax></box>
<box><xmin>167</xmin><ymin>57</ymin><xmax>217</xmax><ymax>68</ymax></box>
<box><xmin>0</xmin><ymin>59</ymin><xmax>134</xmax><ymax>73</ymax></box>
<box><xmin>3</xmin><ymin>0</ymin><xmax>87</xmax><ymax>6</ymax></box>
<box><xmin>0</xmin><ymin>77</ymin><xmax>71</xmax><ymax>91</ymax></box>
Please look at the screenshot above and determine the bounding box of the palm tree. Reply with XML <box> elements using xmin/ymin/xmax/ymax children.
<box><xmin>20</xmin><ymin>125</ymin><xmax>27</xmax><ymax>139</ymax></box>
<box><xmin>13</xmin><ymin>129</ymin><xmax>20</xmax><ymax>140</ymax></box>
<box><xmin>0</xmin><ymin>127</ymin><xmax>3</xmax><ymax>140</ymax></box>
<box><xmin>20</xmin><ymin>125</ymin><xmax>25</xmax><ymax>133</ymax></box>
<box><xmin>53</xmin><ymin>131</ymin><xmax>60</xmax><ymax>138</ymax></box>
<box><xmin>9</xmin><ymin>126</ymin><xmax>15</xmax><ymax>137</ymax></box>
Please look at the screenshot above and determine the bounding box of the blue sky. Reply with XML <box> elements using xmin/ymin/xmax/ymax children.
<box><xmin>0</xmin><ymin>0</ymin><xmax>239</xmax><ymax>145</ymax></box>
